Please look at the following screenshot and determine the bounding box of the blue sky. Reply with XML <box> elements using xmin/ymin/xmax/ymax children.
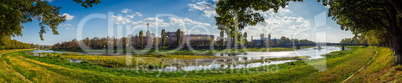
<box><xmin>13</xmin><ymin>0</ymin><xmax>354</xmax><ymax>45</ymax></box>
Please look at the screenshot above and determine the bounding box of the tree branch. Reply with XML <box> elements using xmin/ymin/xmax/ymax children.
<box><xmin>388</xmin><ymin>0</ymin><xmax>402</xmax><ymax>17</ymax></box>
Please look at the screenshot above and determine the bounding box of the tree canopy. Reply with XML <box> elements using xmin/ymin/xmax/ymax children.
<box><xmin>215</xmin><ymin>0</ymin><xmax>402</xmax><ymax>64</ymax></box>
<box><xmin>321</xmin><ymin>0</ymin><xmax>402</xmax><ymax>64</ymax></box>
<box><xmin>0</xmin><ymin>0</ymin><xmax>100</xmax><ymax>40</ymax></box>
<box><xmin>215</xmin><ymin>0</ymin><xmax>302</xmax><ymax>42</ymax></box>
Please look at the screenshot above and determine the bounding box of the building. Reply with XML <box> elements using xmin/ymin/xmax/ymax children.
<box><xmin>166</xmin><ymin>31</ymin><xmax>185</xmax><ymax>37</ymax></box>
<box><xmin>185</xmin><ymin>34</ymin><xmax>214</xmax><ymax>46</ymax></box>
<box><xmin>185</xmin><ymin>34</ymin><xmax>214</xmax><ymax>40</ymax></box>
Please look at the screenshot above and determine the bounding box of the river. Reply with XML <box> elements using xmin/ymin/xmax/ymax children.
<box><xmin>31</xmin><ymin>46</ymin><xmax>342</xmax><ymax>71</ymax></box>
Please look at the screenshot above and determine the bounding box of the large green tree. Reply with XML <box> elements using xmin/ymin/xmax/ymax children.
<box><xmin>216</xmin><ymin>0</ymin><xmax>402</xmax><ymax>64</ymax></box>
<box><xmin>139</xmin><ymin>31</ymin><xmax>144</xmax><ymax>47</ymax></box>
<box><xmin>215</xmin><ymin>0</ymin><xmax>301</xmax><ymax>42</ymax></box>
<box><xmin>0</xmin><ymin>0</ymin><xmax>100</xmax><ymax>40</ymax></box>
<box><xmin>319</xmin><ymin>0</ymin><xmax>402</xmax><ymax>64</ymax></box>
<box><xmin>161</xmin><ymin>29</ymin><xmax>166</xmax><ymax>47</ymax></box>
<box><xmin>176</xmin><ymin>29</ymin><xmax>181</xmax><ymax>45</ymax></box>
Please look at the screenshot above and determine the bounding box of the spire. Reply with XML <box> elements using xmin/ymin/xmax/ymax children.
<box><xmin>147</xmin><ymin>23</ymin><xmax>149</xmax><ymax>31</ymax></box>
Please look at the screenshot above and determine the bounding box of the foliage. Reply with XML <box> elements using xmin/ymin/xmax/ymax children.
<box><xmin>250</xmin><ymin>36</ymin><xmax>314</xmax><ymax>47</ymax></box>
<box><xmin>3</xmin><ymin>46</ymin><xmax>396</xmax><ymax>82</ymax></box>
<box><xmin>340</xmin><ymin>37</ymin><xmax>367</xmax><ymax>44</ymax></box>
<box><xmin>176</xmin><ymin>29</ymin><xmax>181</xmax><ymax>45</ymax></box>
<box><xmin>161</xmin><ymin>29</ymin><xmax>166</xmax><ymax>47</ymax></box>
<box><xmin>0</xmin><ymin>0</ymin><xmax>100</xmax><ymax>40</ymax></box>
<box><xmin>139</xmin><ymin>31</ymin><xmax>144</xmax><ymax>47</ymax></box>
<box><xmin>319</xmin><ymin>0</ymin><xmax>402</xmax><ymax>64</ymax></box>
<box><xmin>0</xmin><ymin>37</ymin><xmax>36</xmax><ymax>49</ymax></box>
<box><xmin>215</xmin><ymin>0</ymin><xmax>302</xmax><ymax>42</ymax></box>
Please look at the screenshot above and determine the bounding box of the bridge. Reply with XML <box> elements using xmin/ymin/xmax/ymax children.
<box><xmin>286</xmin><ymin>43</ymin><xmax>368</xmax><ymax>50</ymax></box>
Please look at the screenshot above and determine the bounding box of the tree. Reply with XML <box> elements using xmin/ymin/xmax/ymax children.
<box><xmin>176</xmin><ymin>29</ymin><xmax>181</xmax><ymax>45</ymax></box>
<box><xmin>139</xmin><ymin>31</ymin><xmax>144</xmax><ymax>47</ymax></box>
<box><xmin>267</xmin><ymin>34</ymin><xmax>271</xmax><ymax>47</ymax></box>
<box><xmin>273</xmin><ymin>38</ymin><xmax>278</xmax><ymax>47</ymax></box>
<box><xmin>161</xmin><ymin>29</ymin><xmax>166</xmax><ymax>47</ymax></box>
<box><xmin>215</xmin><ymin>0</ymin><xmax>300</xmax><ymax>42</ymax></box>
<box><xmin>251</xmin><ymin>36</ymin><xmax>253</xmax><ymax>46</ymax></box>
<box><xmin>0</xmin><ymin>0</ymin><xmax>100</xmax><ymax>40</ymax></box>
<box><xmin>220</xmin><ymin>30</ymin><xmax>225</xmax><ymax>46</ymax></box>
<box><xmin>0</xmin><ymin>36</ymin><xmax>33</xmax><ymax>49</ymax></box>
<box><xmin>319</xmin><ymin>0</ymin><xmax>402</xmax><ymax>64</ymax></box>
<box><xmin>279</xmin><ymin>36</ymin><xmax>291</xmax><ymax>46</ymax></box>
<box><xmin>243</xmin><ymin>32</ymin><xmax>247</xmax><ymax>45</ymax></box>
<box><xmin>260</xmin><ymin>34</ymin><xmax>264</xmax><ymax>46</ymax></box>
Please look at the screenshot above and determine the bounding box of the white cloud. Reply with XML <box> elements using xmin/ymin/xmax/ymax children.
<box><xmin>243</xmin><ymin>7</ymin><xmax>314</xmax><ymax>41</ymax></box>
<box><xmin>188</xmin><ymin>1</ymin><xmax>217</xmax><ymax>18</ymax></box>
<box><xmin>324</xmin><ymin>5</ymin><xmax>330</xmax><ymax>8</ymax></box>
<box><xmin>61</xmin><ymin>13</ymin><xmax>74</xmax><ymax>20</ymax></box>
<box><xmin>121</xmin><ymin>8</ymin><xmax>132</xmax><ymax>13</ymax></box>
<box><xmin>65</xmin><ymin>27</ymin><xmax>74</xmax><ymax>30</ymax></box>
<box><xmin>113</xmin><ymin>15</ymin><xmax>132</xmax><ymax>24</ymax></box>
<box><xmin>59</xmin><ymin>24</ymin><xmax>72</xmax><ymax>26</ymax></box>
<box><xmin>126</xmin><ymin>14</ymin><xmax>135</xmax><ymax>19</ymax></box>
<box><xmin>42</xmin><ymin>0</ymin><xmax>54</xmax><ymax>2</ymax></box>
<box><xmin>169</xmin><ymin>17</ymin><xmax>211</xmax><ymax>27</ymax></box>
<box><xmin>132</xmin><ymin>17</ymin><xmax>170</xmax><ymax>28</ymax></box>
<box><xmin>135</xmin><ymin>12</ymin><xmax>143</xmax><ymax>16</ymax></box>
<box><xmin>125</xmin><ymin>12</ymin><xmax>142</xmax><ymax>19</ymax></box>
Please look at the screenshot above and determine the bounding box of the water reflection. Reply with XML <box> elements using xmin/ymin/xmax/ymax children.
<box><xmin>31</xmin><ymin>46</ymin><xmax>341</xmax><ymax>71</ymax></box>
<box><xmin>69</xmin><ymin>59</ymin><xmax>83</xmax><ymax>63</ymax></box>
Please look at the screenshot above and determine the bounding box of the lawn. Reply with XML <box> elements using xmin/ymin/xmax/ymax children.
<box><xmin>1</xmin><ymin>46</ymin><xmax>396</xmax><ymax>82</ymax></box>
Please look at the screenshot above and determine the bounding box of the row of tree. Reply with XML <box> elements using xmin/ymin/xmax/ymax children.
<box><xmin>340</xmin><ymin>37</ymin><xmax>368</xmax><ymax>44</ymax></box>
<box><xmin>52</xmin><ymin>29</ymin><xmax>214</xmax><ymax>50</ymax></box>
<box><xmin>0</xmin><ymin>37</ymin><xmax>38</xmax><ymax>49</ymax></box>
<box><xmin>216</xmin><ymin>32</ymin><xmax>315</xmax><ymax>47</ymax></box>
<box><xmin>262</xmin><ymin>36</ymin><xmax>315</xmax><ymax>47</ymax></box>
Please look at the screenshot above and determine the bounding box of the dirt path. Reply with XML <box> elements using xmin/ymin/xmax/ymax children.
<box><xmin>342</xmin><ymin>48</ymin><xmax>378</xmax><ymax>83</ymax></box>
<box><xmin>0</xmin><ymin>50</ymin><xmax>33</xmax><ymax>83</ymax></box>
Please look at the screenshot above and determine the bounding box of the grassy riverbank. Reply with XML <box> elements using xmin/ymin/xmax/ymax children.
<box><xmin>1</xmin><ymin>46</ymin><xmax>398</xmax><ymax>82</ymax></box>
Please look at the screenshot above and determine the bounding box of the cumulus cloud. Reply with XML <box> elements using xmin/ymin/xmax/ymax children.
<box><xmin>135</xmin><ymin>12</ymin><xmax>143</xmax><ymax>16</ymax></box>
<box><xmin>243</xmin><ymin>7</ymin><xmax>314</xmax><ymax>40</ymax></box>
<box><xmin>125</xmin><ymin>12</ymin><xmax>142</xmax><ymax>19</ymax></box>
<box><xmin>126</xmin><ymin>14</ymin><xmax>135</xmax><ymax>19</ymax></box>
<box><xmin>121</xmin><ymin>8</ymin><xmax>132</xmax><ymax>13</ymax></box>
<box><xmin>132</xmin><ymin>17</ymin><xmax>170</xmax><ymax>28</ymax></box>
<box><xmin>188</xmin><ymin>1</ymin><xmax>217</xmax><ymax>18</ymax></box>
<box><xmin>169</xmin><ymin>17</ymin><xmax>211</xmax><ymax>27</ymax></box>
<box><xmin>113</xmin><ymin>15</ymin><xmax>132</xmax><ymax>24</ymax></box>
<box><xmin>65</xmin><ymin>27</ymin><xmax>75</xmax><ymax>30</ymax></box>
<box><xmin>61</xmin><ymin>13</ymin><xmax>74</xmax><ymax>20</ymax></box>
<box><xmin>42</xmin><ymin>0</ymin><xmax>54</xmax><ymax>2</ymax></box>
<box><xmin>59</xmin><ymin>23</ymin><xmax>72</xmax><ymax>26</ymax></box>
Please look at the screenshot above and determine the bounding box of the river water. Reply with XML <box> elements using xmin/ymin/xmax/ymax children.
<box><xmin>31</xmin><ymin>46</ymin><xmax>341</xmax><ymax>71</ymax></box>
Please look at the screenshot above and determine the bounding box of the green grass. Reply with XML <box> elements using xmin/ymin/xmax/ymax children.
<box><xmin>285</xmin><ymin>46</ymin><xmax>376</xmax><ymax>82</ymax></box>
<box><xmin>0</xmin><ymin>49</ymin><xmax>34</xmax><ymax>82</ymax></box>
<box><xmin>31</xmin><ymin>52</ymin><xmax>221</xmax><ymax>68</ymax></box>
<box><xmin>344</xmin><ymin>47</ymin><xmax>402</xmax><ymax>82</ymax></box>
<box><xmin>1</xmin><ymin>46</ymin><xmax>395</xmax><ymax>82</ymax></box>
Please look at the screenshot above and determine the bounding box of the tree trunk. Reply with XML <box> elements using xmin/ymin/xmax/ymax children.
<box><xmin>392</xmin><ymin>34</ymin><xmax>402</xmax><ymax>65</ymax></box>
<box><xmin>388</xmin><ymin>0</ymin><xmax>402</xmax><ymax>17</ymax></box>
<box><xmin>388</xmin><ymin>6</ymin><xmax>402</xmax><ymax>65</ymax></box>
